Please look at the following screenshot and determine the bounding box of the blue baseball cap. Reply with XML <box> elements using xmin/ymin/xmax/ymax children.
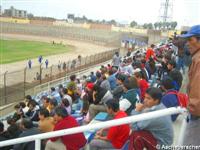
<box><xmin>180</xmin><ymin>25</ymin><xmax>200</xmax><ymax>38</ymax></box>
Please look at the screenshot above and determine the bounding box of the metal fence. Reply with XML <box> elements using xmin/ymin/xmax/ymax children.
<box><xmin>0</xmin><ymin>48</ymin><xmax>119</xmax><ymax>106</ymax></box>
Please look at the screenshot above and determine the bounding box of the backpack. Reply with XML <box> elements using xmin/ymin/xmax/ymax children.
<box><xmin>167</xmin><ymin>91</ymin><xmax>188</xmax><ymax>108</ymax></box>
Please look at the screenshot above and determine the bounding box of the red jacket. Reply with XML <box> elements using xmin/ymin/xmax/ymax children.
<box><xmin>139</xmin><ymin>79</ymin><xmax>149</xmax><ymax>100</ymax></box>
<box><xmin>50</xmin><ymin>116</ymin><xmax>86</xmax><ymax>150</ymax></box>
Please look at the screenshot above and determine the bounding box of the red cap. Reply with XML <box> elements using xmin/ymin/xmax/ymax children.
<box><xmin>86</xmin><ymin>83</ymin><xmax>94</xmax><ymax>90</ymax></box>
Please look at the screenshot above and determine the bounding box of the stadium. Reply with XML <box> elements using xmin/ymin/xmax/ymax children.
<box><xmin>0</xmin><ymin>1</ymin><xmax>200</xmax><ymax>150</ymax></box>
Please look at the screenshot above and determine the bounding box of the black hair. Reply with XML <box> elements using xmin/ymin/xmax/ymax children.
<box><xmin>0</xmin><ymin>121</ymin><xmax>4</xmax><ymax>132</ymax></box>
<box><xmin>70</xmin><ymin>75</ymin><xmax>76</xmax><ymax>81</ymax></box>
<box><xmin>62</xmin><ymin>88</ymin><xmax>68</xmax><ymax>95</ymax></box>
<box><xmin>62</xmin><ymin>98</ymin><xmax>70</xmax><ymax>107</ymax></box>
<box><xmin>59</xmin><ymin>84</ymin><xmax>63</xmax><ymax>89</ymax></box>
<box><xmin>106</xmin><ymin>99</ymin><xmax>119</xmax><ymax>112</ymax></box>
<box><xmin>25</xmin><ymin>95</ymin><xmax>32</xmax><ymax>100</ymax></box>
<box><xmin>28</xmin><ymin>99</ymin><xmax>37</xmax><ymax>108</ymax></box>
<box><xmin>51</xmin><ymin>87</ymin><xmax>56</xmax><ymax>92</ymax></box>
<box><xmin>55</xmin><ymin>106</ymin><xmax>68</xmax><ymax>118</ymax></box>
<box><xmin>145</xmin><ymin>87</ymin><xmax>163</xmax><ymax>102</ymax></box>
<box><xmin>39</xmin><ymin>108</ymin><xmax>50</xmax><ymax>118</ymax></box>
<box><xmin>96</xmin><ymin>72</ymin><xmax>102</xmax><ymax>78</ymax></box>
<box><xmin>14</xmin><ymin>104</ymin><xmax>20</xmax><ymax>109</ymax></box>
<box><xmin>168</xmin><ymin>60</ymin><xmax>176</xmax><ymax>68</ymax></box>
<box><xmin>21</xmin><ymin>119</ymin><xmax>33</xmax><ymax>129</ymax></box>
<box><xmin>19</xmin><ymin>102</ymin><xmax>26</xmax><ymax>108</ymax></box>
<box><xmin>161</xmin><ymin>77</ymin><xmax>174</xmax><ymax>90</ymax></box>
<box><xmin>49</xmin><ymin>99</ymin><xmax>58</xmax><ymax>107</ymax></box>
<box><xmin>116</xmin><ymin>73</ymin><xmax>126</xmax><ymax>82</ymax></box>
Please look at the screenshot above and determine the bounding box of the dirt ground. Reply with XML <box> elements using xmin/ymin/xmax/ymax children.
<box><xmin>0</xmin><ymin>33</ymin><xmax>115</xmax><ymax>73</ymax></box>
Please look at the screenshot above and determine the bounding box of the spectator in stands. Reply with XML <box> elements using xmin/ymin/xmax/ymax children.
<box><xmin>107</xmin><ymin>69</ymin><xmax>117</xmax><ymax>91</ymax></box>
<box><xmin>0</xmin><ymin>121</ymin><xmax>7</xmax><ymax>142</ymax></box>
<box><xmin>100</xmin><ymin>74</ymin><xmax>111</xmax><ymax>91</ymax></box>
<box><xmin>49</xmin><ymin>99</ymin><xmax>58</xmax><ymax>116</ymax></box>
<box><xmin>90</xmin><ymin>99</ymin><xmax>130</xmax><ymax>150</ymax></box>
<box><xmin>25</xmin><ymin>100</ymin><xmax>40</xmax><ymax>122</ymax></box>
<box><xmin>134</xmin><ymin>72</ymin><xmax>149</xmax><ymax>101</ymax></box>
<box><xmin>90</xmin><ymin>72</ymin><xmax>97</xmax><ymax>83</ymax></box>
<box><xmin>50</xmin><ymin>87</ymin><xmax>61</xmax><ymax>104</ymax></box>
<box><xmin>88</xmin><ymin>84</ymin><xmax>113</xmax><ymax>121</ymax></box>
<box><xmin>146</xmin><ymin>44</ymin><xmax>155</xmax><ymax>61</ymax></box>
<box><xmin>112</xmin><ymin>52</ymin><xmax>121</xmax><ymax>68</ymax></box>
<box><xmin>19</xmin><ymin>102</ymin><xmax>29</xmax><ymax>114</ymax></box>
<box><xmin>180</xmin><ymin>25</ymin><xmax>200</xmax><ymax>145</ymax></box>
<box><xmin>160</xmin><ymin>77</ymin><xmax>179</xmax><ymax>121</ymax></box>
<box><xmin>12</xmin><ymin>104</ymin><xmax>24</xmax><ymax>122</ymax></box>
<box><xmin>95</xmin><ymin>71</ymin><xmax>102</xmax><ymax>86</ymax></box>
<box><xmin>62</xmin><ymin>88</ymin><xmax>73</xmax><ymax>106</ymax></box>
<box><xmin>67</xmin><ymin>75</ymin><xmax>77</xmax><ymax>101</ymax></box>
<box><xmin>6</xmin><ymin>118</ymin><xmax>22</xmax><ymax>140</ymax></box>
<box><xmin>129</xmin><ymin>87</ymin><xmax>173</xmax><ymax>150</ymax></box>
<box><xmin>25</xmin><ymin>95</ymin><xmax>32</xmax><ymax>105</ymax></box>
<box><xmin>45</xmin><ymin>106</ymin><xmax>86</xmax><ymax>150</ymax></box>
<box><xmin>38</xmin><ymin>108</ymin><xmax>55</xmax><ymax>133</ymax></box>
<box><xmin>167</xmin><ymin>60</ymin><xmax>183</xmax><ymax>91</ymax></box>
<box><xmin>61</xmin><ymin>98</ymin><xmax>71</xmax><ymax>114</ymax></box>
<box><xmin>112</xmin><ymin>73</ymin><xmax>126</xmax><ymax>99</ymax></box>
<box><xmin>120</xmin><ymin>80</ymin><xmax>140</xmax><ymax>115</ymax></box>
<box><xmin>42</xmin><ymin>96</ymin><xmax>51</xmax><ymax>112</ymax></box>
<box><xmin>14</xmin><ymin>119</ymin><xmax>41</xmax><ymax>150</ymax></box>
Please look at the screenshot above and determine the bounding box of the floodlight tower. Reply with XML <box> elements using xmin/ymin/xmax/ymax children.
<box><xmin>159</xmin><ymin>0</ymin><xmax>173</xmax><ymax>23</ymax></box>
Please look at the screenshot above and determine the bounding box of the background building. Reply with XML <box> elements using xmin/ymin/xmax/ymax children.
<box><xmin>3</xmin><ymin>6</ymin><xmax>27</xmax><ymax>18</ymax></box>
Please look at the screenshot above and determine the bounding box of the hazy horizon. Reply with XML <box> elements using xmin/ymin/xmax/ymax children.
<box><xmin>1</xmin><ymin>0</ymin><xmax>200</xmax><ymax>28</ymax></box>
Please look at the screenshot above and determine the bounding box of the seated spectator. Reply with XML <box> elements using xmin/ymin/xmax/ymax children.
<box><xmin>19</xmin><ymin>102</ymin><xmax>29</xmax><ymax>114</ymax></box>
<box><xmin>167</xmin><ymin>60</ymin><xmax>183</xmax><ymax>91</ymax></box>
<box><xmin>95</xmin><ymin>71</ymin><xmax>103</xmax><ymax>86</ymax></box>
<box><xmin>90</xmin><ymin>99</ymin><xmax>130</xmax><ymax>150</ymax></box>
<box><xmin>88</xmin><ymin>84</ymin><xmax>113</xmax><ymax>121</ymax></box>
<box><xmin>134</xmin><ymin>72</ymin><xmax>149</xmax><ymax>101</ymax></box>
<box><xmin>42</xmin><ymin>96</ymin><xmax>51</xmax><ymax>112</ymax></box>
<box><xmin>90</xmin><ymin>72</ymin><xmax>97</xmax><ymax>83</ymax></box>
<box><xmin>25</xmin><ymin>95</ymin><xmax>32</xmax><ymax>106</ymax></box>
<box><xmin>39</xmin><ymin>108</ymin><xmax>55</xmax><ymax>133</ymax></box>
<box><xmin>129</xmin><ymin>87</ymin><xmax>173</xmax><ymax>150</ymax></box>
<box><xmin>25</xmin><ymin>100</ymin><xmax>40</xmax><ymax>122</ymax></box>
<box><xmin>14</xmin><ymin>119</ymin><xmax>41</xmax><ymax>150</ymax></box>
<box><xmin>6</xmin><ymin>118</ymin><xmax>22</xmax><ymax>139</ymax></box>
<box><xmin>100</xmin><ymin>74</ymin><xmax>111</xmax><ymax>91</ymax></box>
<box><xmin>161</xmin><ymin>77</ymin><xmax>179</xmax><ymax>121</ymax></box>
<box><xmin>45</xmin><ymin>106</ymin><xmax>86</xmax><ymax>150</ymax></box>
<box><xmin>112</xmin><ymin>73</ymin><xmax>126</xmax><ymax>99</ymax></box>
<box><xmin>61</xmin><ymin>98</ymin><xmax>71</xmax><ymax>114</ymax></box>
<box><xmin>120</xmin><ymin>80</ymin><xmax>140</xmax><ymax>115</ymax></box>
<box><xmin>107</xmin><ymin>69</ymin><xmax>117</xmax><ymax>90</ymax></box>
<box><xmin>50</xmin><ymin>87</ymin><xmax>61</xmax><ymax>104</ymax></box>
<box><xmin>12</xmin><ymin>104</ymin><xmax>24</xmax><ymax>122</ymax></box>
<box><xmin>0</xmin><ymin>121</ymin><xmax>7</xmax><ymax>142</ymax></box>
<box><xmin>62</xmin><ymin>88</ymin><xmax>73</xmax><ymax>106</ymax></box>
<box><xmin>49</xmin><ymin>99</ymin><xmax>58</xmax><ymax>116</ymax></box>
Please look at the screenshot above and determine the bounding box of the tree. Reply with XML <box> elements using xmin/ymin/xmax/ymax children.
<box><xmin>158</xmin><ymin>22</ymin><xmax>162</xmax><ymax>30</ymax></box>
<box><xmin>171</xmin><ymin>21</ymin><xmax>178</xmax><ymax>29</ymax></box>
<box><xmin>27</xmin><ymin>13</ymin><xmax>34</xmax><ymax>19</ymax></box>
<box><xmin>154</xmin><ymin>22</ymin><xmax>158</xmax><ymax>30</ymax></box>
<box><xmin>130</xmin><ymin>21</ymin><xmax>137</xmax><ymax>27</ymax></box>
<box><xmin>143</xmin><ymin>23</ymin><xmax>148</xmax><ymax>29</ymax></box>
<box><xmin>109</xmin><ymin>19</ymin><xmax>117</xmax><ymax>25</ymax></box>
<box><xmin>147</xmin><ymin>23</ymin><xmax>153</xmax><ymax>29</ymax></box>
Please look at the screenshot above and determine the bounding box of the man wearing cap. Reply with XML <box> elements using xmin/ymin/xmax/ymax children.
<box><xmin>180</xmin><ymin>25</ymin><xmax>200</xmax><ymax>145</ymax></box>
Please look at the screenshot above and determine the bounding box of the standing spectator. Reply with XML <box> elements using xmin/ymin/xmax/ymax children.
<box><xmin>13</xmin><ymin>119</ymin><xmax>41</xmax><ymax>150</ymax></box>
<box><xmin>67</xmin><ymin>75</ymin><xmax>77</xmax><ymax>101</ymax></box>
<box><xmin>112</xmin><ymin>52</ymin><xmax>121</xmax><ymax>68</ymax></box>
<box><xmin>180</xmin><ymin>25</ymin><xmax>200</xmax><ymax>145</ymax></box>
<box><xmin>62</xmin><ymin>62</ymin><xmax>66</xmax><ymax>71</ymax></box>
<box><xmin>146</xmin><ymin>44</ymin><xmax>155</xmax><ymax>61</ymax></box>
<box><xmin>28</xmin><ymin>59</ymin><xmax>32</xmax><ymax>69</ymax></box>
<box><xmin>90</xmin><ymin>99</ymin><xmax>130</xmax><ymax>150</ymax></box>
<box><xmin>38</xmin><ymin>55</ymin><xmax>43</xmax><ymax>64</ymax></box>
<box><xmin>38</xmin><ymin>108</ymin><xmax>55</xmax><ymax>133</ymax></box>
<box><xmin>50</xmin><ymin>87</ymin><xmax>61</xmax><ymax>104</ymax></box>
<box><xmin>45</xmin><ymin>59</ymin><xmax>49</xmax><ymax>68</ymax></box>
<box><xmin>45</xmin><ymin>106</ymin><xmax>86</xmax><ymax>150</ymax></box>
<box><xmin>108</xmin><ymin>69</ymin><xmax>117</xmax><ymax>91</ymax></box>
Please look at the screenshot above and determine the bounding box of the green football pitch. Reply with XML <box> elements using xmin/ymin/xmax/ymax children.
<box><xmin>0</xmin><ymin>39</ymin><xmax>73</xmax><ymax>64</ymax></box>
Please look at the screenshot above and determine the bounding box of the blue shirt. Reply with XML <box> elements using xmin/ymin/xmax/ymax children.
<box><xmin>108</xmin><ymin>73</ymin><xmax>117</xmax><ymax>90</ymax></box>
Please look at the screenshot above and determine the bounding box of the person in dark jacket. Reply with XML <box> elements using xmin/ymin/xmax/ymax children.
<box><xmin>167</xmin><ymin>60</ymin><xmax>183</xmax><ymax>91</ymax></box>
<box><xmin>25</xmin><ymin>100</ymin><xmax>40</xmax><ymax>122</ymax></box>
<box><xmin>160</xmin><ymin>77</ymin><xmax>179</xmax><ymax>121</ymax></box>
<box><xmin>14</xmin><ymin>119</ymin><xmax>41</xmax><ymax>150</ymax></box>
<box><xmin>88</xmin><ymin>84</ymin><xmax>113</xmax><ymax>121</ymax></box>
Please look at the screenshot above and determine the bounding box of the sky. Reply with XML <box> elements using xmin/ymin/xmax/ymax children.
<box><xmin>1</xmin><ymin>0</ymin><xmax>200</xmax><ymax>28</ymax></box>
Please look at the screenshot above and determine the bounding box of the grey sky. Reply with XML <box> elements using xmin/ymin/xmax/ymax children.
<box><xmin>1</xmin><ymin>0</ymin><xmax>200</xmax><ymax>27</ymax></box>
